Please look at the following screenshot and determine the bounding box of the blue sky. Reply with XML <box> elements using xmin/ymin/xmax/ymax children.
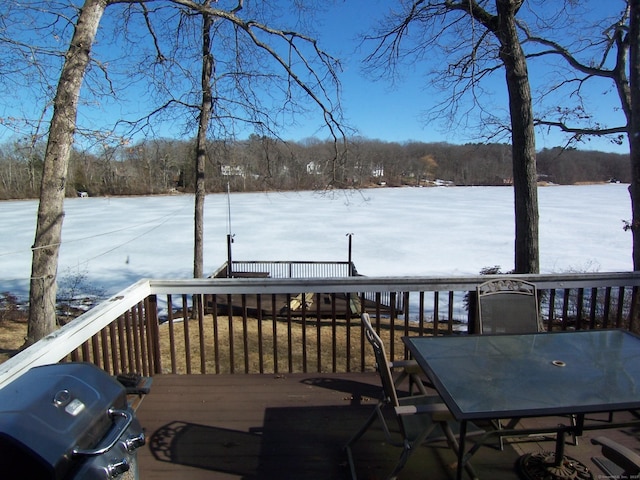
<box><xmin>273</xmin><ymin>0</ymin><xmax>629</xmax><ymax>154</ymax></box>
<box><xmin>0</xmin><ymin>0</ymin><xmax>630</xmax><ymax>154</ymax></box>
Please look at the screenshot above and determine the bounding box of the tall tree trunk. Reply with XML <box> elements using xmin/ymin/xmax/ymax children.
<box><xmin>193</xmin><ymin>11</ymin><xmax>214</xmax><ymax>279</ymax></box>
<box><xmin>26</xmin><ymin>0</ymin><xmax>107</xmax><ymax>346</ymax></box>
<box><xmin>450</xmin><ymin>0</ymin><xmax>540</xmax><ymax>273</ymax></box>
<box><xmin>629</xmin><ymin>0</ymin><xmax>640</xmax><ymax>271</ymax></box>
<box><xmin>496</xmin><ymin>0</ymin><xmax>539</xmax><ymax>274</ymax></box>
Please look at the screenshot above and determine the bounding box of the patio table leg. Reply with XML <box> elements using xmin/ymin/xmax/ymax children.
<box><xmin>553</xmin><ymin>425</ymin><xmax>566</xmax><ymax>467</ymax></box>
<box><xmin>442</xmin><ymin>419</ymin><xmax>478</xmax><ymax>480</ymax></box>
<box><xmin>554</xmin><ymin>414</ymin><xmax>584</xmax><ymax>466</ymax></box>
<box><xmin>456</xmin><ymin>420</ymin><xmax>467</xmax><ymax>480</ymax></box>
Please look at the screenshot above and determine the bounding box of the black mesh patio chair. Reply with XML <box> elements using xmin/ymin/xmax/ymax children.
<box><xmin>476</xmin><ymin>278</ymin><xmax>543</xmax><ymax>334</ymax></box>
<box><xmin>591</xmin><ymin>436</ymin><xmax>640</xmax><ymax>479</ymax></box>
<box><xmin>344</xmin><ymin>313</ymin><xmax>481</xmax><ymax>480</ymax></box>
<box><xmin>477</xmin><ymin>278</ymin><xmax>579</xmax><ymax>447</ymax></box>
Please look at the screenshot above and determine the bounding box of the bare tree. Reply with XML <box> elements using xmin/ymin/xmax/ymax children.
<box><xmin>135</xmin><ymin>1</ymin><xmax>346</xmax><ymax>279</ymax></box>
<box><xmin>8</xmin><ymin>0</ymin><xmax>346</xmax><ymax>343</ymax></box>
<box><xmin>193</xmin><ymin>6</ymin><xmax>215</xmax><ymax>279</ymax></box>
<box><xmin>365</xmin><ymin>0</ymin><xmax>539</xmax><ymax>273</ymax></box>
<box><xmin>522</xmin><ymin>1</ymin><xmax>640</xmax><ymax>269</ymax></box>
<box><xmin>5</xmin><ymin>0</ymin><xmax>167</xmax><ymax>345</ymax></box>
<box><xmin>24</xmin><ymin>0</ymin><xmax>111</xmax><ymax>346</ymax></box>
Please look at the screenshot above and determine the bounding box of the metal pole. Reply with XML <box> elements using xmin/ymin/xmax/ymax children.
<box><xmin>226</xmin><ymin>182</ymin><xmax>233</xmax><ymax>277</ymax></box>
<box><xmin>346</xmin><ymin>233</ymin><xmax>353</xmax><ymax>276</ymax></box>
<box><xmin>227</xmin><ymin>234</ymin><xmax>233</xmax><ymax>278</ymax></box>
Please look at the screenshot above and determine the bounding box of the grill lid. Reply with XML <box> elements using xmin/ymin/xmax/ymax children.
<box><xmin>0</xmin><ymin>363</ymin><xmax>127</xmax><ymax>479</ymax></box>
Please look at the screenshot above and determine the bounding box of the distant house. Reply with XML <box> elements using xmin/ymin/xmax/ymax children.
<box><xmin>306</xmin><ymin>161</ymin><xmax>322</xmax><ymax>175</ymax></box>
<box><xmin>221</xmin><ymin>165</ymin><xmax>245</xmax><ymax>177</ymax></box>
<box><xmin>432</xmin><ymin>179</ymin><xmax>455</xmax><ymax>187</ymax></box>
<box><xmin>372</xmin><ymin>165</ymin><xmax>384</xmax><ymax>178</ymax></box>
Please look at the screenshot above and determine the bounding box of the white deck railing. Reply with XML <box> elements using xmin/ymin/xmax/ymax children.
<box><xmin>0</xmin><ymin>272</ymin><xmax>638</xmax><ymax>388</ymax></box>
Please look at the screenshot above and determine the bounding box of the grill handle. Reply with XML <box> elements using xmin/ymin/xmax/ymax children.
<box><xmin>72</xmin><ymin>408</ymin><xmax>133</xmax><ymax>457</ymax></box>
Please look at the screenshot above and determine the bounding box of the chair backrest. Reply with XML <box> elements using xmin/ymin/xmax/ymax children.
<box><xmin>477</xmin><ymin>278</ymin><xmax>542</xmax><ymax>334</ymax></box>
<box><xmin>361</xmin><ymin>313</ymin><xmax>400</xmax><ymax>407</ymax></box>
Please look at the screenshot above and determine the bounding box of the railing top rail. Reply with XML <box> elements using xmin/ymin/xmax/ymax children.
<box><xmin>149</xmin><ymin>271</ymin><xmax>640</xmax><ymax>295</ymax></box>
<box><xmin>232</xmin><ymin>260</ymin><xmax>352</xmax><ymax>265</ymax></box>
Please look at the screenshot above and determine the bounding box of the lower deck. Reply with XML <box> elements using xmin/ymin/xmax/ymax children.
<box><xmin>134</xmin><ymin>373</ymin><xmax>640</xmax><ymax>479</ymax></box>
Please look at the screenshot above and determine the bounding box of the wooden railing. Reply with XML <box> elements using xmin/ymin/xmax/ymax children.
<box><xmin>0</xmin><ymin>272</ymin><xmax>639</xmax><ymax>388</ymax></box>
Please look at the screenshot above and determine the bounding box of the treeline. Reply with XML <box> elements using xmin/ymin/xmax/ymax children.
<box><xmin>0</xmin><ymin>136</ymin><xmax>630</xmax><ymax>199</ymax></box>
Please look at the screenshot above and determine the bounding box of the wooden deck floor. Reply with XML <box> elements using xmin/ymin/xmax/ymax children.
<box><xmin>134</xmin><ymin>373</ymin><xmax>640</xmax><ymax>480</ymax></box>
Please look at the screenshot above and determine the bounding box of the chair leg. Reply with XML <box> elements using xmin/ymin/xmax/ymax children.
<box><xmin>409</xmin><ymin>373</ymin><xmax>429</xmax><ymax>395</ymax></box>
<box><xmin>493</xmin><ymin>417</ymin><xmax>522</xmax><ymax>451</ymax></box>
<box><xmin>344</xmin><ymin>407</ymin><xmax>379</xmax><ymax>480</ymax></box>
<box><xmin>345</xmin><ymin>403</ymin><xmax>444</xmax><ymax>480</ymax></box>
<box><xmin>386</xmin><ymin>423</ymin><xmax>441</xmax><ymax>480</ymax></box>
<box><xmin>386</xmin><ymin>439</ymin><xmax>412</xmax><ymax>480</ymax></box>
<box><xmin>440</xmin><ymin>421</ymin><xmax>479</xmax><ymax>480</ymax></box>
<box><xmin>393</xmin><ymin>370</ymin><xmax>428</xmax><ymax>396</ymax></box>
<box><xmin>492</xmin><ymin>419</ymin><xmax>506</xmax><ymax>450</ymax></box>
<box><xmin>569</xmin><ymin>415</ymin><xmax>579</xmax><ymax>446</ymax></box>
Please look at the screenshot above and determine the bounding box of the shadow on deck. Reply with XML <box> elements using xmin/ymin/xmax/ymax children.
<box><xmin>134</xmin><ymin>373</ymin><xmax>640</xmax><ymax>480</ymax></box>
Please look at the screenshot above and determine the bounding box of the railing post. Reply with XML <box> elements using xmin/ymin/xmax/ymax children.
<box><xmin>630</xmin><ymin>286</ymin><xmax>640</xmax><ymax>334</ymax></box>
<box><xmin>227</xmin><ymin>234</ymin><xmax>233</xmax><ymax>277</ymax></box>
<box><xmin>576</xmin><ymin>288</ymin><xmax>585</xmax><ymax>330</ymax></box>
<box><xmin>467</xmin><ymin>290</ymin><xmax>478</xmax><ymax>334</ymax></box>
<box><xmin>146</xmin><ymin>295</ymin><xmax>163</xmax><ymax>375</ymax></box>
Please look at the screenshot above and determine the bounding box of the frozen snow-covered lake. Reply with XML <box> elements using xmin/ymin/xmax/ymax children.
<box><xmin>0</xmin><ymin>184</ymin><xmax>633</xmax><ymax>300</ymax></box>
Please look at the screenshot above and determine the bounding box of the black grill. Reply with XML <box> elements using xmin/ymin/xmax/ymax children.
<box><xmin>0</xmin><ymin>363</ymin><xmax>145</xmax><ymax>479</ymax></box>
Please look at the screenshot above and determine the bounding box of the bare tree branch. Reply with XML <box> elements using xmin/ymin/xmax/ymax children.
<box><xmin>139</xmin><ymin>2</ymin><xmax>166</xmax><ymax>63</ymax></box>
<box><xmin>520</xmin><ymin>6</ymin><xmax>632</xmax><ymax>128</ymax></box>
<box><xmin>535</xmin><ymin>119</ymin><xmax>628</xmax><ymax>136</ymax></box>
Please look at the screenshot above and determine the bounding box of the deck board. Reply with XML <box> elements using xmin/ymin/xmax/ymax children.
<box><xmin>135</xmin><ymin>373</ymin><xmax>640</xmax><ymax>479</ymax></box>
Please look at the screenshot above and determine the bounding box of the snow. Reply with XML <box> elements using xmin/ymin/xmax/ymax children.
<box><xmin>0</xmin><ymin>184</ymin><xmax>633</xmax><ymax>300</ymax></box>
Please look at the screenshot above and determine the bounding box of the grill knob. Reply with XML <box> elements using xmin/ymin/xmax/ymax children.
<box><xmin>107</xmin><ymin>458</ymin><xmax>130</xmax><ymax>478</ymax></box>
<box><xmin>123</xmin><ymin>432</ymin><xmax>146</xmax><ymax>453</ymax></box>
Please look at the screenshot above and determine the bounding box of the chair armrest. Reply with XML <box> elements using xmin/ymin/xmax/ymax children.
<box><xmin>591</xmin><ymin>436</ymin><xmax>640</xmax><ymax>475</ymax></box>
<box><xmin>388</xmin><ymin>360</ymin><xmax>435</xmax><ymax>391</ymax></box>
<box><xmin>389</xmin><ymin>359</ymin><xmax>419</xmax><ymax>371</ymax></box>
<box><xmin>395</xmin><ymin>402</ymin><xmax>453</xmax><ymax>422</ymax></box>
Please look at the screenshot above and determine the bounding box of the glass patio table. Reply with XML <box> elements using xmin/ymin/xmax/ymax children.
<box><xmin>403</xmin><ymin>329</ymin><xmax>640</xmax><ymax>480</ymax></box>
